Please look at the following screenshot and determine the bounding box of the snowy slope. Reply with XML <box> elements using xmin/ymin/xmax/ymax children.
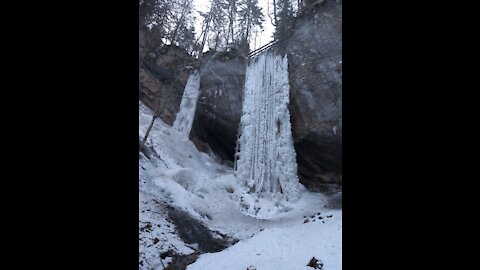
<box><xmin>139</xmin><ymin>102</ymin><xmax>342</xmax><ymax>269</ymax></box>
<box><xmin>188</xmin><ymin>214</ymin><xmax>341</xmax><ymax>270</ymax></box>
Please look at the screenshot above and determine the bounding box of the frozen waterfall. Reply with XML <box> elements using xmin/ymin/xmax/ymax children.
<box><xmin>173</xmin><ymin>70</ymin><xmax>200</xmax><ymax>137</ymax></box>
<box><xmin>235</xmin><ymin>50</ymin><xmax>303</xmax><ymax>202</ymax></box>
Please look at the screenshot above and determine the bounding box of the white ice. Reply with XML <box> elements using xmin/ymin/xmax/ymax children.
<box><xmin>235</xmin><ymin>50</ymin><xmax>305</xmax><ymax>218</ymax></box>
<box><xmin>173</xmin><ymin>70</ymin><xmax>201</xmax><ymax>137</ymax></box>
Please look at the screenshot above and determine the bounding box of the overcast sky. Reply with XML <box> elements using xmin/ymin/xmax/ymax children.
<box><xmin>192</xmin><ymin>0</ymin><xmax>275</xmax><ymax>51</ymax></box>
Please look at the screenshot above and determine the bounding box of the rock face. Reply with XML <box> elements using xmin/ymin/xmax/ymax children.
<box><xmin>285</xmin><ymin>0</ymin><xmax>342</xmax><ymax>193</ymax></box>
<box><xmin>190</xmin><ymin>51</ymin><xmax>246</xmax><ymax>162</ymax></box>
<box><xmin>139</xmin><ymin>28</ymin><xmax>193</xmax><ymax>125</ymax></box>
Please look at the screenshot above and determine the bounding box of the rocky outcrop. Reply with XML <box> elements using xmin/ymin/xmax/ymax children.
<box><xmin>286</xmin><ymin>0</ymin><xmax>342</xmax><ymax>193</ymax></box>
<box><xmin>190</xmin><ymin>51</ymin><xmax>246</xmax><ymax>162</ymax></box>
<box><xmin>139</xmin><ymin>28</ymin><xmax>193</xmax><ymax>124</ymax></box>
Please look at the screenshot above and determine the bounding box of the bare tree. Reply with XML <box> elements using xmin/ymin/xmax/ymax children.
<box><xmin>196</xmin><ymin>0</ymin><xmax>230</xmax><ymax>57</ymax></box>
<box><xmin>169</xmin><ymin>0</ymin><xmax>193</xmax><ymax>45</ymax></box>
<box><xmin>274</xmin><ymin>0</ymin><xmax>294</xmax><ymax>39</ymax></box>
<box><xmin>227</xmin><ymin>0</ymin><xmax>238</xmax><ymax>45</ymax></box>
<box><xmin>197</xmin><ymin>9</ymin><xmax>213</xmax><ymax>59</ymax></box>
<box><xmin>238</xmin><ymin>0</ymin><xmax>265</xmax><ymax>49</ymax></box>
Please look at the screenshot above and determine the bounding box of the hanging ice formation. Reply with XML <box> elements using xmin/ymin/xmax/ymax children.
<box><xmin>173</xmin><ymin>70</ymin><xmax>200</xmax><ymax>137</ymax></box>
<box><xmin>235</xmin><ymin>50</ymin><xmax>303</xmax><ymax>201</ymax></box>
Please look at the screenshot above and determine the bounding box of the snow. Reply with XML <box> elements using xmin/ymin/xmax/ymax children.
<box><xmin>140</xmin><ymin>94</ymin><xmax>341</xmax><ymax>269</ymax></box>
<box><xmin>139</xmin><ymin>190</ymin><xmax>196</xmax><ymax>270</ymax></box>
<box><xmin>188</xmin><ymin>214</ymin><xmax>342</xmax><ymax>270</ymax></box>
<box><xmin>235</xmin><ymin>50</ymin><xmax>305</xmax><ymax>218</ymax></box>
<box><xmin>173</xmin><ymin>70</ymin><xmax>201</xmax><ymax>137</ymax></box>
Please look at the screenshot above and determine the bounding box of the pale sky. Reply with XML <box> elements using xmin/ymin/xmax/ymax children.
<box><xmin>192</xmin><ymin>0</ymin><xmax>275</xmax><ymax>51</ymax></box>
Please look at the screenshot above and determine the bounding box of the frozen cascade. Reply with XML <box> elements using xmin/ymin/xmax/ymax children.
<box><xmin>235</xmin><ymin>50</ymin><xmax>304</xmax><ymax>217</ymax></box>
<box><xmin>173</xmin><ymin>70</ymin><xmax>200</xmax><ymax>137</ymax></box>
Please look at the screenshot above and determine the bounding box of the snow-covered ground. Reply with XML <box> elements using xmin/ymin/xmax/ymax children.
<box><xmin>139</xmin><ymin>102</ymin><xmax>342</xmax><ymax>270</ymax></box>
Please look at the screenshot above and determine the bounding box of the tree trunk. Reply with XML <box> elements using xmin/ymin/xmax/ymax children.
<box><xmin>228</xmin><ymin>0</ymin><xmax>236</xmax><ymax>44</ymax></box>
<box><xmin>170</xmin><ymin>0</ymin><xmax>190</xmax><ymax>45</ymax></box>
<box><xmin>246</xmin><ymin>12</ymin><xmax>251</xmax><ymax>43</ymax></box>
<box><xmin>139</xmin><ymin>69</ymin><xmax>181</xmax><ymax>153</ymax></box>
<box><xmin>139</xmin><ymin>114</ymin><xmax>158</xmax><ymax>153</ymax></box>
<box><xmin>198</xmin><ymin>15</ymin><xmax>211</xmax><ymax>60</ymax></box>
<box><xmin>273</xmin><ymin>0</ymin><xmax>278</xmax><ymax>26</ymax></box>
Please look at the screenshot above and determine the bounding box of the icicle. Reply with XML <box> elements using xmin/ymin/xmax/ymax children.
<box><xmin>173</xmin><ymin>70</ymin><xmax>201</xmax><ymax>138</ymax></box>
<box><xmin>236</xmin><ymin>49</ymin><xmax>303</xmax><ymax>202</ymax></box>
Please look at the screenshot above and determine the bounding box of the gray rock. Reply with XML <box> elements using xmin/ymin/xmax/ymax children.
<box><xmin>139</xmin><ymin>43</ymin><xmax>193</xmax><ymax>125</ymax></box>
<box><xmin>326</xmin><ymin>192</ymin><xmax>342</xmax><ymax>209</ymax></box>
<box><xmin>190</xmin><ymin>52</ymin><xmax>246</xmax><ymax>161</ymax></box>
<box><xmin>286</xmin><ymin>0</ymin><xmax>342</xmax><ymax>192</ymax></box>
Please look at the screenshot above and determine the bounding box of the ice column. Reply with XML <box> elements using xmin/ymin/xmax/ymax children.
<box><xmin>236</xmin><ymin>50</ymin><xmax>302</xmax><ymax>200</ymax></box>
<box><xmin>173</xmin><ymin>70</ymin><xmax>201</xmax><ymax>137</ymax></box>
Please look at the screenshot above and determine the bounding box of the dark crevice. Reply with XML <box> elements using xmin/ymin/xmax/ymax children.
<box><xmin>163</xmin><ymin>207</ymin><xmax>236</xmax><ymax>270</ymax></box>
